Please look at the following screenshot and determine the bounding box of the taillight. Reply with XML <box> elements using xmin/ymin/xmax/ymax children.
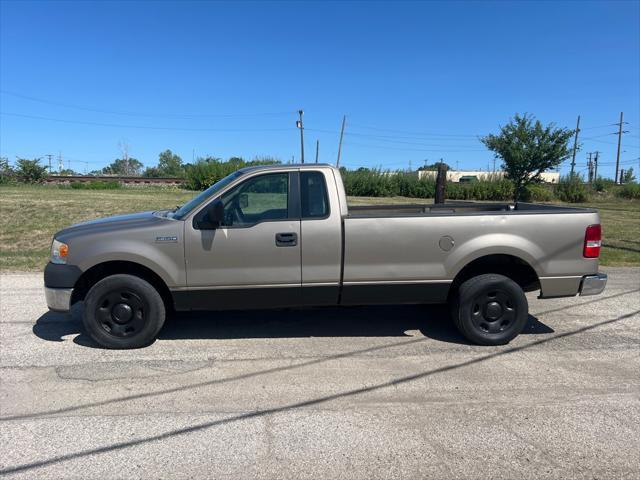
<box><xmin>584</xmin><ymin>224</ymin><xmax>602</xmax><ymax>258</ymax></box>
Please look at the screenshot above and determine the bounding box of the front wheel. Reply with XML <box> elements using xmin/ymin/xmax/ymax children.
<box><xmin>82</xmin><ymin>274</ymin><xmax>166</xmax><ymax>349</ymax></box>
<box><xmin>451</xmin><ymin>273</ymin><xmax>528</xmax><ymax>345</ymax></box>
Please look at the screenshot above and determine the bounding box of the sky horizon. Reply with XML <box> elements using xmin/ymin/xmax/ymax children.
<box><xmin>1</xmin><ymin>0</ymin><xmax>639</xmax><ymax>178</ymax></box>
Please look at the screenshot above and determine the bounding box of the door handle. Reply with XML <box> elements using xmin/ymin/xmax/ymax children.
<box><xmin>275</xmin><ymin>232</ymin><xmax>297</xmax><ymax>247</ymax></box>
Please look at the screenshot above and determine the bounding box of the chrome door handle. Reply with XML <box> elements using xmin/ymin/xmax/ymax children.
<box><xmin>275</xmin><ymin>232</ymin><xmax>297</xmax><ymax>247</ymax></box>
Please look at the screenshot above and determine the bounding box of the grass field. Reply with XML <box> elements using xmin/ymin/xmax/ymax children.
<box><xmin>1</xmin><ymin>184</ymin><xmax>638</xmax><ymax>270</ymax></box>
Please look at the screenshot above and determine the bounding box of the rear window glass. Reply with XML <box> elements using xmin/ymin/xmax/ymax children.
<box><xmin>301</xmin><ymin>171</ymin><xmax>329</xmax><ymax>218</ymax></box>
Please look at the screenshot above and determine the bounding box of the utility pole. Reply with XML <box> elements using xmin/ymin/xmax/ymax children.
<box><xmin>45</xmin><ymin>154</ymin><xmax>53</xmax><ymax>174</ymax></box>
<box><xmin>435</xmin><ymin>160</ymin><xmax>447</xmax><ymax>204</ymax></box>
<box><xmin>587</xmin><ymin>152</ymin><xmax>593</xmax><ymax>183</ymax></box>
<box><xmin>570</xmin><ymin>115</ymin><xmax>580</xmax><ymax>176</ymax></box>
<box><xmin>336</xmin><ymin>115</ymin><xmax>346</xmax><ymax>168</ymax></box>
<box><xmin>614</xmin><ymin>112</ymin><xmax>627</xmax><ymax>184</ymax></box>
<box><xmin>296</xmin><ymin>110</ymin><xmax>305</xmax><ymax>164</ymax></box>
<box><xmin>593</xmin><ymin>151</ymin><xmax>599</xmax><ymax>179</ymax></box>
<box><xmin>57</xmin><ymin>152</ymin><xmax>63</xmax><ymax>174</ymax></box>
<box><xmin>119</xmin><ymin>140</ymin><xmax>130</xmax><ymax>175</ymax></box>
<box><xmin>315</xmin><ymin>140</ymin><xmax>319</xmax><ymax>163</ymax></box>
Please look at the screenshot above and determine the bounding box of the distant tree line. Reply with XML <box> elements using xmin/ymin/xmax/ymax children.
<box><xmin>1</xmin><ymin>113</ymin><xmax>637</xmax><ymax>201</ymax></box>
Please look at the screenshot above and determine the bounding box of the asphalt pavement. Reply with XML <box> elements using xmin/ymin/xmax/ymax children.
<box><xmin>1</xmin><ymin>267</ymin><xmax>639</xmax><ymax>479</ymax></box>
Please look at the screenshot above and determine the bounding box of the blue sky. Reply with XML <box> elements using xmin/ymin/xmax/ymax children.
<box><xmin>1</xmin><ymin>0</ymin><xmax>639</xmax><ymax>177</ymax></box>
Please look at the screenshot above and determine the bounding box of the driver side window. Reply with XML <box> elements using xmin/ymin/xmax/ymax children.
<box><xmin>220</xmin><ymin>173</ymin><xmax>289</xmax><ymax>227</ymax></box>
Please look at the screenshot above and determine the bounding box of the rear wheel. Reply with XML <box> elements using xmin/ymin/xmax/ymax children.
<box><xmin>82</xmin><ymin>274</ymin><xmax>165</xmax><ymax>349</ymax></box>
<box><xmin>451</xmin><ymin>273</ymin><xmax>528</xmax><ymax>345</ymax></box>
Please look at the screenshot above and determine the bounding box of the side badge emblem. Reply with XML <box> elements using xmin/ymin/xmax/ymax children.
<box><xmin>155</xmin><ymin>236</ymin><xmax>178</xmax><ymax>243</ymax></box>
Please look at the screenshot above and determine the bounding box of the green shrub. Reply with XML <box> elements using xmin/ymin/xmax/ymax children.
<box><xmin>69</xmin><ymin>180</ymin><xmax>121</xmax><ymax>190</ymax></box>
<box><xmin>616</xmin><ymin>182</ymin><xmax>640</xmax><ymax>199</ymax></box>
<box><xmin>340</xmin><ymin>168</ymin><xmax>517</xmax><ymax>201</ymax></box>
<box><xmin>592</xmin><ymin>176</ymin><xmax>616</xmax><ymax>193</ymax></box>
<box><xmin>621</xmin><ymin>168</ymin><xmax>636</xmax><ymax>184</ymax></box>
<box><xmin>523</xmin><ymin>183</ymin><xmax>555</xmax><ymax>202</ymax></box>
<box><xmin>15</xmin><ymin>158</ymin><xmax>48</xmax><ymax>183</ymax></box>
<box><xmin>185</xmin><ymin>157</ymin><xmax>280</xmax><ymax>190</ymax></box>
<box><xmin>341</xmin><ymin>168</ymin><xmax>398</xmax><ymax>197</ymax></box>
<box><xmin>446</xmin><ymin>179</ymin><xmax>514</xmax><ymax>201</ymax></box>
<box><xmin>555</xmin><ymin>175</ymin><xmax>590</xmax><ymax>203</ymax></box>
<box><xmin>340</xmin><ymin>169</ymin><xmax>437</xmax><ymax>198</ymax></box>
<box><xmin>0</xmin><ymin>157</ymin><xmax>15</xmax><ymax>185</ymax></box>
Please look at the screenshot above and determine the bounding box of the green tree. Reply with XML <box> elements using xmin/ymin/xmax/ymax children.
<box><xmin>0</xmin><ymin>157</ymin><xmax>14</xmax><ymax>184</ymax></box>
<box><xmin>157</xmin><ymin>149</ymin><xmax>184</xmax><ymax>177</ymax></box>
<box><xmin>102</xmin><ymin>158</ymin><xmax>143</xmax><ymax>176</ymax></box>
<box><xmin>184</xmin><ymin>156</ymin><xmax>280</xmax><ymax>190</ymax></box>
<box><xmin>15</xmin><ymin>158</ymin><xmax>48</xmax><ymax>183</ymax></box>
<box><xmin>481</xmin><ymin>113</ymin><xmax>574</xmax><ymax>202</ymax></box>
<box><xmin>143</xmin><ymin>150</ymin><xmax>185</xmax><ymax>177</ymax></box>
<box><xmin>418</xmin><ymin>161</ymin><xmax>450</xmax><ymax>171</ymax></box>
<box><xmin>621</xmin><ymin>168</ymin><xmax>636</xmax><ymax>184</ymax></box>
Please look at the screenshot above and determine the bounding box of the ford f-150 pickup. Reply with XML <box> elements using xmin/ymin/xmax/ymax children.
<box><xmin>44</xmin><ymin>164</ymin><xmax>607</xmax><ymax>348</ymax></box>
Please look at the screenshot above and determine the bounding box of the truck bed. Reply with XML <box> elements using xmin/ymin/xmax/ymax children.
<box><xmin>347</xmin><ymin>201</ymin><xmax>595</xmax><ymax>217</ymax></box>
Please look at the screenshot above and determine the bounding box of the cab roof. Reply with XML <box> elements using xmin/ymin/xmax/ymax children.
<box><xmin>236</xmin><ymin>163</ymin><xmax>337</xmax><ymax>174</ymax></box>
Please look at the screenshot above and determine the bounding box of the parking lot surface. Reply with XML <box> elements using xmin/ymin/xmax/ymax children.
<box><xmin>1</xmin><ymin>267</ymin><xmax>639</xmax><ymax>479</ymax></box>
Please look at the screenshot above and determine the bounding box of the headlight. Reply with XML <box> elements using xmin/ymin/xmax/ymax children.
<box><xmin>51</xmin><ymin>239</ymin><xmax>69</xmax><ymax>264</ymax></box>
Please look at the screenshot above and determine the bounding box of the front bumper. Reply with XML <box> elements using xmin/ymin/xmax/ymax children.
<box><xmin>579</xmin><ymin>273</ymin><xmax>608</xmax><ymax>296</ymax></box>
<box><xmin>45</xmin><ymin>286</ymin><xmax>73</xmax><ymax>312</ymax></box>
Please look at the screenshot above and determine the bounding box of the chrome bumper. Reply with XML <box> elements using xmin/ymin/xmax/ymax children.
<box><xmin>45</xmin><ymin>286</ymin><xmax>73</xmax><ymax>312</ymax></box>
<box><xmin>579</xmin><ymin>273</ymin><xmax>608</xmax><ymax>296</ymax></box>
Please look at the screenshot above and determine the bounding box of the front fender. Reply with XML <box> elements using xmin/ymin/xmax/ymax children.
<box><xmin>76</xmin><ymin>243</ymin><xmax>185</xmax><ymax>288</ymax></box>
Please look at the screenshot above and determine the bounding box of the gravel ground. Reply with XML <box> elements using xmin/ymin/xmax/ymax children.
<box><xmin>1</xmin><ymin>267</ymin><xmax>639</xmax><ymax>479</ymax></box>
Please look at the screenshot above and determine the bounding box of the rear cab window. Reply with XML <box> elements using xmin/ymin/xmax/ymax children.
<box><xmin>301</xmin><ymin>171</ymin><xmax>330</xmax><ymax>219</ymax></box>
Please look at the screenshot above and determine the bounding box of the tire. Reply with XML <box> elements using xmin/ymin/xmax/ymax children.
<box><xmin>82</xmin><ymin>274</ymin><xmax>166</xmax><ymax>349</ymax></box>
<box><xmin>451</xmin><ymin>273</ymin><xmax>528</xmax><ymax>346</ymax></box>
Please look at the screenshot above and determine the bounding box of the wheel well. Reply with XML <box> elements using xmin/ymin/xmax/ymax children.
<box><xmin>71</xmin><ymin>261</ymin><xmax>174</xmax><ymax>312</ymax></box>
<box><xmin>450</xmin><ymin>254</ymin><xmax>540</xmax><ymax>297</ymax></box>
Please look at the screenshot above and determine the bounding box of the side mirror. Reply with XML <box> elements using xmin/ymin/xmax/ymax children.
<box><xmin>239</xmin><ymin>193</ymin><xmax>249</xmax><ymax>209</ymax></box>
<box><xmin>197</xmin><ymin>199</ymin><xmax>224</xmax><ymax>229</ymax></box>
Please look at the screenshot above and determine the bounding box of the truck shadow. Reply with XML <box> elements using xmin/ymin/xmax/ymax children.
<box><xmin>32</xmin><ymin>303</ymin><xmax>553</xmax><ymax>347</ymax></box>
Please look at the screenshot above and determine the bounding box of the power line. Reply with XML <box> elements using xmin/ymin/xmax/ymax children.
<box><xmin>346</xmin><ymin>131</ymin><xmax>480</xmax><ymax>145</ymax></box>
<box><xmin>579</xmin><ymin>123</ymin><xmax>619</xmax><ymax>131</ymax></box>
<box><xmin>0</xmin><ymin>90</ymin><xmax>296</xmax><ymax>119</ymax></box>
<box><xmin>342</xmin><ymin>141</ymin><xmax>487</xmax><ymax>153</ymax></box>
<box><xmin>581</xmin><ymin>137</ymin><xmax>619</xmax><ymax>146</ymax></box>
<box><xmin>345</xmin><ymin>121</ymin><xmax>618</xmax><ymax>138</ymax></box>
<box><xmin>581</xmin><ymin>133</ymin><xmax>617</xmax><ymax>139</ymax></box>
<box><xmin>343</xmin><ymin>122</ymin><xmax>480</xmax><ymax>138</ymax></box>
<box><xmin>306</xmin><ymin>128</ymin><xmax>482</xmax><ymax>149</ymax></box>
<box><xmin>0</xmin><ymin>112</ymin><xmax>294</xmax><ymax>132</ymax></box>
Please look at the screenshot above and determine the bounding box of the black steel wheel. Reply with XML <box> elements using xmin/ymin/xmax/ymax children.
<box><xmin>451</xmin><ymin>273</ymin><xmax>528</xmax><ymax>345</ymax></box>
<box><xmin>83</xmin><ymin>274</ymin><xmax>165</xmax><ymax>349</ymax></box>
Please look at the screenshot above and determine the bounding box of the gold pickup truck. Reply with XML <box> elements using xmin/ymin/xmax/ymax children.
<box><xmin>45</xmin><ymin>164</ymin><xmax>607</xmax><ymax>349</ymax></box>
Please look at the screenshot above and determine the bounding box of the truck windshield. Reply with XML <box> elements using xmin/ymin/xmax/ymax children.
<box><xmin>171</xmin><ymin>171</ymin><xmax>243</xmax><ymax>220</ymax></box>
